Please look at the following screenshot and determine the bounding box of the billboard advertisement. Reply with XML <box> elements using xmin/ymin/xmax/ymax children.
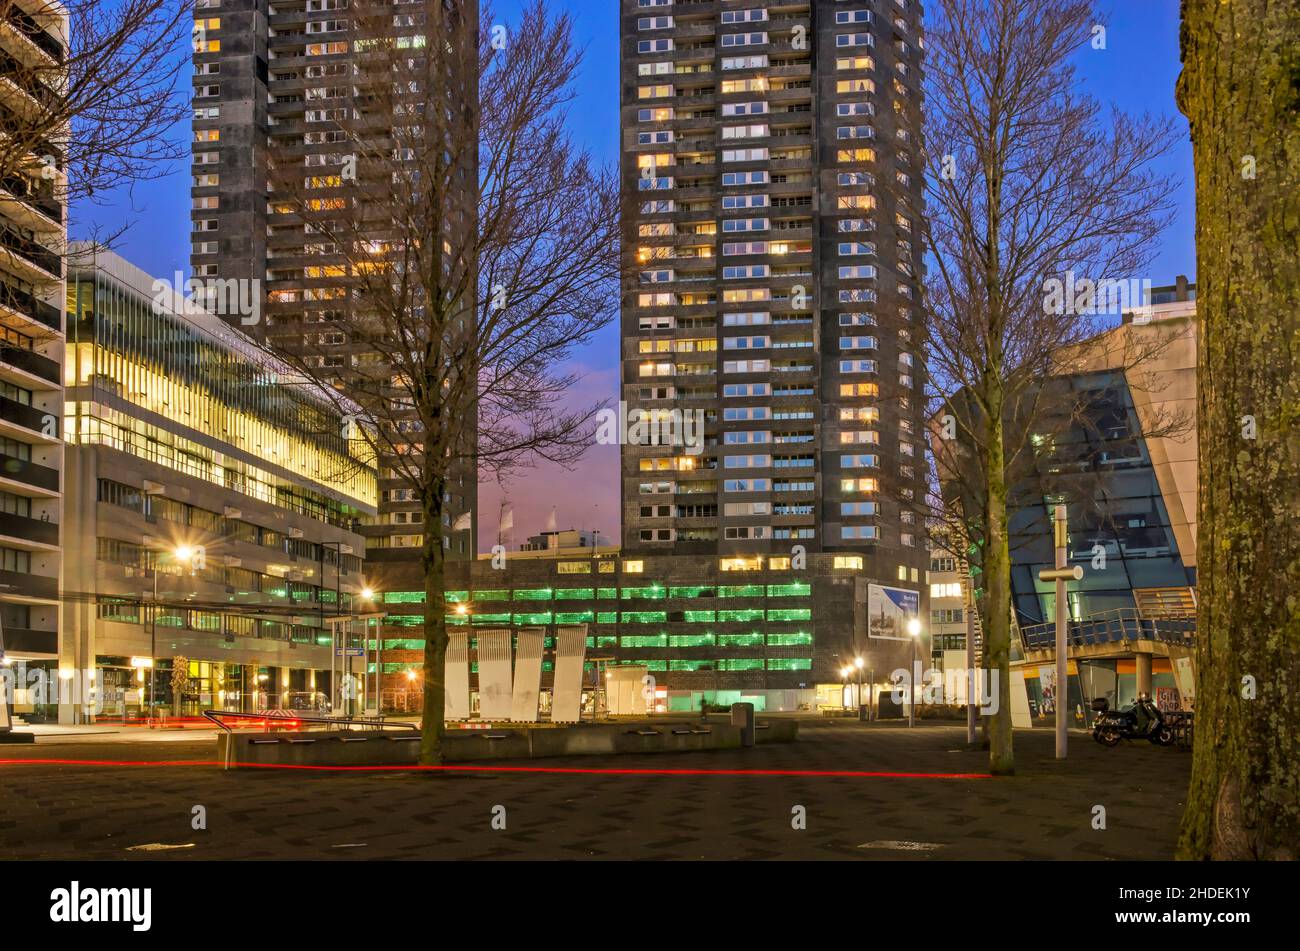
<box><xmin>867</xmin><ymin>584</ymin><xmax>920</xmax><ymax>641</ymax></box>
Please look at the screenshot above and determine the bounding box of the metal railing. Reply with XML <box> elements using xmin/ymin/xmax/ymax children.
<box><xmin>1020</xmin><ymin>608</ymin><xmax>1195</xmax><ymax>651</ymax></box>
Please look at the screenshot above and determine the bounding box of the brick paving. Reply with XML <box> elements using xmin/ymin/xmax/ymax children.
<box><xmin>0</xmin><ymin>721</ymin><xmax>1190</xmax><ymax>860</ymax></box>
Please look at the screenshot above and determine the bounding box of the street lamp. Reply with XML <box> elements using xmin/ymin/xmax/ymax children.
<box><xmin>359</xmin><ymin>586</ymin><xmax>380</xmax><ymax>716</ymax></box>
<box><xmin>854</xmin><ymin>655</ymin><xmax>866</xmax><ymax>722</ymax></box>
<box><xmin>907</xmin><ymin>616</ymin><xmax>922</xmax><ymax>728</ymax></box>
<box><xmin>149</xmin><ymin>544</ymin><xmax>197</xmax><ymax>728</ymax></box>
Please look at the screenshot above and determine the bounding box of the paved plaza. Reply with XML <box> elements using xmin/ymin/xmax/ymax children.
<box><xmin>0</xmin><ymin>721</ymin><xmax>1190</xmax><ymax>860</ymax></box>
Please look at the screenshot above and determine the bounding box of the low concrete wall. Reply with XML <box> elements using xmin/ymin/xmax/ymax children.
<box><xmin>218</xmin><ymin>719</ymin><xmax>797</xmax><ymax>768</ymax></box>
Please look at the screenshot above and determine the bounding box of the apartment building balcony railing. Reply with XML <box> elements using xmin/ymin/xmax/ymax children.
<box><xmin>0</xmin><ymin>344</ymin><xmax>60</xmax><ymax>385</ymax></box>
<box><xmin>0</xmin><ymin>452</ymin><xmax>59</xmax><ymax>492</ymax></box>
<box><xmin>0</xmin><ymin>50</ymin><xmax>57</xmax><ymax>110</ymax></box>
<box><xmin>28</xmin><ymin>25</ymin><xmax>60</xmax><ymax>62</ymax></box>
<box><xmin>0</xmin><ymin>283</ymin><xmax>60</xmax><ymax>333</ymax></box>
<box><xmin>0</xmin><ymin>392</ymin><xmax>57</xmax><ymax>437</ymax></box>
<box><xmin>0</xmin><ymin>226</ymin><xmax>59</xmax><ymax>279</ymax></box>
<box><xmin>0</xmin><ymin>626</ymin><xmax>56</xmax><ymax>653</ymax></box>
<box><xmin>0</xmin><ymin>173</ymin><xmax>62</xmax><ymax>226</ymax></box>
<box><xmin>0</xmin><ymin>510</ymin><xmax>57</xmax><ymax>546</ymax></box>
<box><xmin>0</xmin><ymin>567</ymin><xmax>57</xmax><ymax>600</ymax></box>
<box><xmin>0</xmin><ymin>9</ymin><xmax>62</xmax><ymax>67</ymax></box>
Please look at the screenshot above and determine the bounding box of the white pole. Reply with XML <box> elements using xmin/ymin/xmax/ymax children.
<box><xmin>965</xmin><ymin>578</ymin><xmax>976</xmax><ymax>744</ymax></box>
<box><xmin>1039</xmin><ymin>514</ymin><xmax>1081</xmax><ymax>760</ymax></box>
<box><xmin>1053</xmin><ymin>505</ymin><xmax>1069</xmax><ymax>759</ymax></box>
<box><xmin>909</xmin><ymin>636</ymin><xmax>917</xmax><ymax>728</ymax></box>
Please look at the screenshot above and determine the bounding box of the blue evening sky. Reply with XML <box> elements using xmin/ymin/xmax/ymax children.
<box><xmin>83</xmin><ymin>0</ymin><xmax>1194</xmax><ymax>544</ymax></box>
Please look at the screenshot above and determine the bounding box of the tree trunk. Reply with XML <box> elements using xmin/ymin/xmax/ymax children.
<box><xmin>418</xmin><ymin>478</ymin><xmax>449</xmax><ymax>766</ymax></box>
<box><xmin>1176</xmin><ymin>0</ymin><xmax>1300</xmax><ymax>860</ymax></box>
<box><xmin>982</xmin><ymin>386</ymin><xmax>1015</xmax><ymax>774</ymax></box>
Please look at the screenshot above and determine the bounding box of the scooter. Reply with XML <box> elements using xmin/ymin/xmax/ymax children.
<box><xmin>1090</xmin><ymin>694</ymin><xmax>1174</xmax><ymax>747</ymax></box>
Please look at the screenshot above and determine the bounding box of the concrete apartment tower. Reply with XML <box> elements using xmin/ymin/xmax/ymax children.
<box><xmin>0</xmin><ymin>0</ymin><xmax>66</xmax><ymax>687</ymax></box>
<box><xmin>188</xmin><ymin>0</ymin><xmax>478</xmax><ymax>575</ymax></box>
<box><xmin>620</xmin><ymin>0</ymin><xmax>929</xmax><ymax>590</ymax></box>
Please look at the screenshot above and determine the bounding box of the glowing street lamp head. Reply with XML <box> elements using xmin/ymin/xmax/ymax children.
<box><xmin>854</xmin><ymin>656</ymin><xmax>864</xmax><ymax>669</ymax></box>
<box><xmin>173</xmin><ymin>544</ymin><xmax>194</xmax><ymax>562</ymax></box>
<box><xmin>907</xmin><ymin>617</ymin><xmax>922</xmax><ymax>638</ymax></box>
<box><xmin>360</xmin><ymin>587</ymin><xmax>376</xmax><ymax>601</ymax></box>
<box><xmin>455</xmin><ymin>603</ymin><xmax>468</xmax><ymax>615</ymax></box>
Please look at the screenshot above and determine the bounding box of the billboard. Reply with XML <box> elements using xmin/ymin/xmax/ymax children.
<box><xmin>867</xmin><ymin>584</ymin><xmax>920</xmax><ymax>641</ymax></box>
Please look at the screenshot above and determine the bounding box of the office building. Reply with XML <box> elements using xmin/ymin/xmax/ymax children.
<box><xmin>48</xmin><ymin>247</ymin><xmax>377</xmax><ymax>722</ymax></box>
<box><xmin>620</xmin><ymin>0</ymin><xmax>929</xmax><ymax>596</ymax></box>
<box><xmin>935</xmin><ymin>278</ymin><xmax>1199</xmax><ymax>723</ymax></box>
<box><xmin>375</xmin><ymin>548</ymin><xmax>921</xmax><ymax>714</ymax></box>
<box><xmin>0</xmin><ymin>0</ymin><xmax>66</xmax><ymax>669</ymax></box>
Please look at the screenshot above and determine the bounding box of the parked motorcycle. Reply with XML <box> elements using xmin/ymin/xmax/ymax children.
<box><xmin>1090</xmin><ymin>694</ymin><xmax>1174</xmax><ymax>747</ymax></box>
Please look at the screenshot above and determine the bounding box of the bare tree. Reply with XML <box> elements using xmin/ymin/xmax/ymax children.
<box><xmin>262</xmin><ymin>0</ymin><xmax>621</xmax><ymax>763</ymax></box>
<box><xmin>1176</xmin><ymin>0</ymin><xmax>1299</xmax><ymax>860</ymax></box>
<box><xmin>921</xmin><ymin>0</ymin><xmax>1180</xmax><ymax>774</ymax></box>
<box><xmin>0</xmin><ymin>0</ymin><xmax>190</xmax><ymax>243</ymax></box>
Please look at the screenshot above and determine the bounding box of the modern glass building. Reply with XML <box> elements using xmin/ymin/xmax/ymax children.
<box><xmin>370</xmin><ymin>549</ymin><xmax>922</xmax><ymax>714</ymax></box>
<box><xmin>34</xmin><ymin>247</ymin><xmax>380</xmax><ymax>724</ymax></box>
<box><xmin>985</xmin><ymin>280</ymin><xmax>1199</xmax><ymax>724</ymax></box>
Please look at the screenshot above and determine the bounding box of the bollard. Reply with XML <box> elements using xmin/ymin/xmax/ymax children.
<box><xmin>731</xmin><ymin>702</ymin><xmax>756</xmax><ymax>748</ymax></box>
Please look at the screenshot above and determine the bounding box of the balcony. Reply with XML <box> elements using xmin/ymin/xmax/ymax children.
<box><xmin>0</xmin><ymin>567</ymin><xmax>57</xmax><ymax>601</ymax></box>
<box><xmin>0</xmin><ymin>13</ymin><xmax>61</xmax><ymax>69</ymax></box>
<box><xmin>0</xmin><ymin>282</ymin><xmax>60</xmax><ymax>333</ymax></box>
<box><xmin>0</xmin><ymin>49</ymin><xmax>57</xmax><ymax>117</ymax></box>
<box><xmin>0</xmin><ymin>393</ymin><xmax>57</xmax><ymax>440</ymax></box>
<box><xmin>0</xmin><ymin>452</ymin><xmax>59</xmax><ymax>493</ymax></box>
<box><xmin>0</xmin><ymin>345</ymin><xmax>60</xmax><ymax>386</ymax></box>
<box><xmin>0</xmin><ymin>626</ymin><xmax>56</xmax><ymax>654</ymax></box>
<box><xmin>0</xmin><ymin>510</ymin><xmax>57</xmax><ymax>547</ymax></box>
<box><xmin>0</xmin><ymin>225</ymin><xmax>59</xmax><ymax>280</ymax></box>
<box><xmin>0</xmin><ymin>173</ymin><xmax>62</xmax><ymax>228</ymax></box>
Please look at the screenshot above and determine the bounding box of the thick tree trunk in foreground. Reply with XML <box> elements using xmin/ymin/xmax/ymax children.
<box><xmin>1176</xmin><ymin>0</ymin><xmax>1300</xmax><ymax>860</ymax></box>
<box><xmin>419</xmin><ymin>476</ymin><xmax>449</xmax><ymax>766</ymax></box>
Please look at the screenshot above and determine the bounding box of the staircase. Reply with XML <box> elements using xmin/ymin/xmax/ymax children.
<box><xmin>1133</xmin><ymin>586</ymin><xmax>1197</xmax><ymax>619</ymax></box>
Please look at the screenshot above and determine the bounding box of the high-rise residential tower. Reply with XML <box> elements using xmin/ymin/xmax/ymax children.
<box><xmin>0</xmin><ymin>0</ymin><xmax>66</xmax><ymax>681</ymax></box>
<box><xmin>188</xmin><ymin>0</ymin><xmax>477</xmax><ymax>568</ymax></box>
<box><xmin>621</xmin><ymin>0</ymin><xmax>929</xmax><ymax>591</ymax></box>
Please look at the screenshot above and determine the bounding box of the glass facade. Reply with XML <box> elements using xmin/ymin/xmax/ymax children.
<box><xmin>375</xmin><ymin>578</ymin><xmax>816</xmax><ymax>678</ymax></box>
<box><xmin>1008</xmin><ymin>371</ymin><xmax>1195</xmax><ymax>627</ymax></box>
<box><xmin>65</xmin><ymin>267</ymin><xmax>377</xmax><ymax>523</ymax></box>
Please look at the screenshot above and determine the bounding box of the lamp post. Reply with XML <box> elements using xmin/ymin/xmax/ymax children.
<box><xmin>149</xmin><ymin>544</ymin><xmax>196</xmax><ymax>728</ymax></box>
<box><xmin>907</xmin><ymin>616</ymin><xmax>922</xmax><ymax>728</ymax></box>
<box><xmin>1038</xmin><ymin>504</ymin><xmax>1083</xmax><ymax>759</ymax></box>
<box><xmin>361</xmin><ymin>587</ymin><xmax>378</xmax><ymax>716</ymax></box>
<box><xmin>854</xmin><ymin>655</ymin><xmax>866</xmax><ymax>721</ymax></box>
